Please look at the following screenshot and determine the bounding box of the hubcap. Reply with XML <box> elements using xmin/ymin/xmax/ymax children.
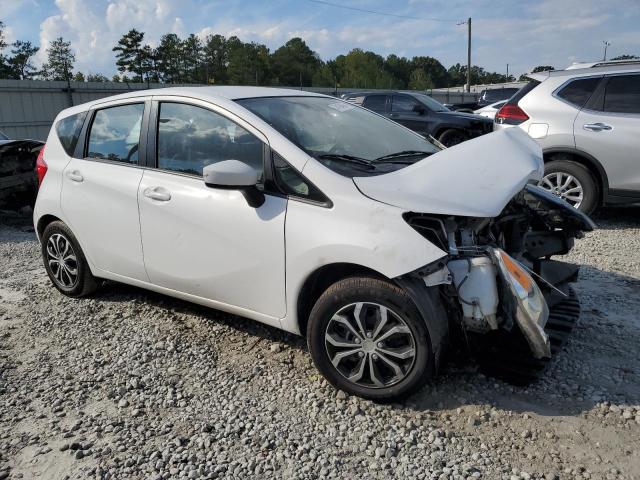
<box><xmin>46</xmin><ymin>233</ymin><xmax>78</xmax><ymax>288</ymax></box>
<box><xmin>324</xmin><ymin>302</ymin><xmax>416</xmax><ymax>389</ymax></box>
<box><xmin>540</xmin><ymin>172</ymin><xmax>584</xmax><ymax>208</ymax></box>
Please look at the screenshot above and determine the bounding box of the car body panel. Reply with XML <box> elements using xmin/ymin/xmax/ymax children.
<box><xmin>138</xmin><ymin>169</ymin><xmax>288</xmax><ymax>322</ymax></box>
<box><xmin>353</xmin><ymin>128</ymin><xmax>543</xmax><ymax>217</ymax></box>
<box><xmin>574</xmin><ymin>107</ymin><xmax>640</xmax><ymax>191</ymax></box>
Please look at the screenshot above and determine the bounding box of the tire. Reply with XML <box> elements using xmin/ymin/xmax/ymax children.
<box><xmin>41</xmin><ymin>221</ymin><xmax>98</xmax><ymax>297</ymax></box>
<box><xmin>437</xmin><ymin>129</ymin><xmax>468</xmax><ymax>148</ymax></box>
<box><xmin>307</xmin><ymin>276</ymin><xmax>436</xmax><ymax>401</ymax></box>
<box><xmin>542</xmin><ymin>159</ymin><xmax>598</xmax><ymax>214</ymax></box>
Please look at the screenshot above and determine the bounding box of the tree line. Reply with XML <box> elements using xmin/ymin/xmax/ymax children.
<box><xmin>1</xmin><ymin>20</ymin><xmax>638</xmax><ymax>88</ymax></box>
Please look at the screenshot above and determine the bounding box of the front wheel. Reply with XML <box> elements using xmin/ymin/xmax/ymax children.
<box><xmin>307</xmin><ymin>277</ymin><xmax>434</xmax><ymax>401</ymax></box>
<box><xmin>437</xmin><ymin>129</ymin><xmax>468</xmax><ymax>148</ymax></box>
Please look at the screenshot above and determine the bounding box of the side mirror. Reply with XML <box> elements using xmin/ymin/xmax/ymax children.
<box><xmin>203</xmin><ymin>160</ymin><xmax>265</xmax><ymax>208</ymax></box>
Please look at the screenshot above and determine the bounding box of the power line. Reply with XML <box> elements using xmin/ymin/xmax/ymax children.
<box><xmin>307</xmin><ymin>0</ymin><xmax>458</xmax><ymax>23</ymax></box>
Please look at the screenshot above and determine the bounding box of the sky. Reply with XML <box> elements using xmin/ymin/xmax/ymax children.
<box><xmin>1</xmin><ymin>0</ymin><xmax>640</xmax><ymax>78</ymax></box>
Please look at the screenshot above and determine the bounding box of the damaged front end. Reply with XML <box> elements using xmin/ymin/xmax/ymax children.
<box><xmin>405</xmin><ymin>184</ymin><xmax>595</xmax><ymax>363</ymax></box>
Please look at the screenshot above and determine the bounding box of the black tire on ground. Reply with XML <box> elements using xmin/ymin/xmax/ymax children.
<box><xmin>544</xmin><ymin>159</ymin><xmax>598</xmax><ymax>214</ymax></box>
<box><xmin>41</xmin><ymin>220</ymin><xmax>98</xmax><ymax>297</ymax></box>
<box><xmin>437</xmin><ymin>129</ymin><xmax>468</xmax><ymax>148</ymax></box>
<box><xmin>307</xmin><ymin>276</ymin><xmax>437</xmax><ymax>401</ymax></box>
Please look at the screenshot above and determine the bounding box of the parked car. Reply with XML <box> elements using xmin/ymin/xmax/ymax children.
<box><xmin>34</xmin><ymin>87</ymin><xmax>593</xmax><ymax>400</ymax></box>
<box><xmin>0</xmin><ymin>130</ymin><xmax>44</xmax><ymax>208</ymax></box>
<box><xmin>444</xmin><ymin>87</ymin><xmax>520</xmax><ymax>112</ymax></box>
<box><xmin>474</xmin><ymin>100</ymin><xmax>507</xmax><ymax>120</ymax></box>
<box><xmin>495</xmin><ymin>60</ymin><xmax>640</xmax><ymax>213</ymax></box>
<box><xmin>343</xmin><ymin>91</ymin><xmax>493</xmax><ymax>147</ymax></box>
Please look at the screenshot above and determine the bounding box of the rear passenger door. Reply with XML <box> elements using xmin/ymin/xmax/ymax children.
<box><xmin>61</xmin><ymin>100</ymin><xmax>149</xmax><ymax>281</ymax></box>
<box><xmin>574</xmin><ymin>74</ymin><xmax>640</xmax><ymax>192</ymax></box>
<box><xmin>362</xmin><ymin>94</ymin><xmax>389</xmax><ymax>114</ymax></box>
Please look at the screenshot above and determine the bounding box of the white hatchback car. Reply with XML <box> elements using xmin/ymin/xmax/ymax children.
<box><xmin>34</xmin><ymin>87</ymin><xmax>594</xmax><ymax>400</ymax></box>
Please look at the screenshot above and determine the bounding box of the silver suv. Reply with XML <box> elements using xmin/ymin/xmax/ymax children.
<box><xmin>495</xmin><ymin>60</ymin><xmax>640</xmax><ymax>213</ymax></box>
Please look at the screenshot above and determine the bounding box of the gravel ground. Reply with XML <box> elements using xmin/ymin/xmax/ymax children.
<box><xmin>0</xmin><ymin>207</ymin><xmax>639</xmax><ymax>480</ymax></box>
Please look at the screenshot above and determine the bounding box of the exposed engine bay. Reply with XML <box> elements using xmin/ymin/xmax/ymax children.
<box><xmin>405</xmin><ymin>184</ymin><xmax>595</xmax><ymax>367</ymax></box>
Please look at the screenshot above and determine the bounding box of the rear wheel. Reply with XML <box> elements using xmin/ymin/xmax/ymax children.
<box><xmin>541</xmin><ymin>160</ymin><xmax>598</xmax><ymax>213</ymax></box>
<box><xmin>41</xmin><ymin>221</ymin><xmax>98</xmax><ymax>297</ymax></box>
<box><xmin>438</xmin><ymin>129</ymin><xmax>468</xmax><ymax>148</ymax></box>
<box><xmin>307</xmin><ymin>277</ymin><xmax>435</xmax><ymax>401</ymax></box>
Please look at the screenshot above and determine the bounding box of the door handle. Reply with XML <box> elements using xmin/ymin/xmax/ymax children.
<box><xmin>583</xmin><ymin>122</ymin><xmax>612</xmax><ymax>132</ymax></box>
<box><xmin>143</xmin><ymin>186</ymin><xmax>171</xmax><ymax>202</ymax></box>
<box><xmin>66</xmin><ymin>170</ymin><xmax>84</xmax><ymax>182</ymax></box>
<box><xmin>390</xmin><ymin>113</ymin><xmax>399</xmax><ymax>118</ymax></box>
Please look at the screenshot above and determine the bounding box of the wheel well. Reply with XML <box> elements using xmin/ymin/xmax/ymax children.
<box><xmin>36</xmin><ymin>214</ymin><xmax>61</xmax><ymax>239</ymax></box>
<box><xmin>543</xmin><ymin>150</ymin><xmax>607</xmax><ymax>204</ymax></box>
<box><xmin>435</xmin><ymin>127</ymin><xmax>468</xmax><ymax>140</ymax></box>
<box><xmin>296</xmin><ymin>263</ymin><xmax>386</xmax><ymax>336</ymax></box>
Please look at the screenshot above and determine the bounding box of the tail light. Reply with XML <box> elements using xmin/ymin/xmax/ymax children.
<box><xmin>36</xmin><ymin>145</ymin><xmax>47</xmax><ymax>187</ymax></box>
<box><xmin>495</xmin><ymin>104</ymin><xmax>529</xmax><ymax>125</ymax></box>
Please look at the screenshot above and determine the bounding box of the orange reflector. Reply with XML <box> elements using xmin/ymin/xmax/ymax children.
<box><xmin>499</xmin><ymin>251</ymin><xmax>533</xmax><ymax>292</ymax></box>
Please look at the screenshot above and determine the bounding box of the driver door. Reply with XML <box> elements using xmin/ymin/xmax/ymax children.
<box><xmin>389</xmin><ymin>94</ymin><xmax>433</xmax><ymax>136</ymax></box>
<box><xmin>137</xmin><ymin>99</ymin><xmax>287</xmax><ymax>324</ymax></box>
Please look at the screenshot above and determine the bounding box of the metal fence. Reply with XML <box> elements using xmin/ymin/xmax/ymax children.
<box><xmin>0</xmin><ymin>79</ymin><xmax>480</xmax><ymax>141</ymax></box>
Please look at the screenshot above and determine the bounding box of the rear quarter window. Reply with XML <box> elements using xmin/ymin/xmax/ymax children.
<box><xmin>555</xmin><ymin>77</ymin><xmax>601</xmax><ymax>108</ymax></box>
<box><xmin>56</xmin><ymin>112</ymin><xmax>87</xmax><ymax>156</ymax></box>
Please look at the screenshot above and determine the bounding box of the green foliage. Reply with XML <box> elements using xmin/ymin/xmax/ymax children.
<box><xmin>7</xmin><ymin>40</ymin><xmax>38</xmax><ymax>79</ymax></box>
<box><xmin>41</xmin><ymin>37</ymin><xmax>75</xmax><ymax>81</ymax></box>
<box><xmin>73</xmin><ymin>72</ymin><xmax>85</xmax><ymax>82</ymax></box>
<box><xmin>87</xmin><ymin>73</ymin><xmax>109</xmax><ymax>82</ymax></box>
<box><xmin>611</xmin><ymin>54</ymin><xmax>639</xmax><ymax>60</ymax></box>
<box><xmin>113</xmin><ymin>29</ymin><xmax>148</xmax><ymax>82</ymax></box>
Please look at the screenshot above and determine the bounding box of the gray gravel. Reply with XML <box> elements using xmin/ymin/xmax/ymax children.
<box><xmin>0</xmin><ymin>207</ymin><xmax>639</xmax><ymax>479</ymax></box>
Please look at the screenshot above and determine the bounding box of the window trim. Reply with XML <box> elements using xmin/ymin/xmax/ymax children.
<box><xmin>149</xmin><ymin>99</ymin><xmax>268</xmax><ymax>182</ymax></box>
<box><xmin>80</xmin><ymin>99</ymin><xmax>151</xmax><ymax>168</ymax></box>
<box><xmin>363</xmin><ymin>94</ymin><xmax>390</xmax><ymax>113</ymax></box>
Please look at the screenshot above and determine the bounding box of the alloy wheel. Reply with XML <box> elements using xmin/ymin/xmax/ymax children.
<box><xmin>324</xmin><ymin>302</ymin><xmax>416</xmax><ymax>389</ymax></box>
<box><xmin>540</xmin><ymin>172</ymin><xmax>584</xmax><ymax>209</ymax></box>
<box><xmin>46</xmin><ymin>233</ymin><xmax>79</xmax><ymax>288</ymax></box>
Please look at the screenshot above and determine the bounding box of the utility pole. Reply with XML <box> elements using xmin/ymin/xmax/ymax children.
<box><xmin>602</xmin><ymin>40</ymin><xmax>610</xmax><ymax>61</ymax></box>
<box><xmin>467</xmin><ymin>17</ymin><xmax>471</xmax><ymax>92</ymax></box>
<box><xmin>506</xmin><ymin>63</ymin><xmax>509</xmax><ymax>83</ymax></box>
<box><xmin>457</xmin><ymin>18</ymin><xmax>472</xmax><ymax>92</ymax></box>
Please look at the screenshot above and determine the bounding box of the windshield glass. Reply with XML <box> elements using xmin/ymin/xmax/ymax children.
<box><xmin>411</xmin><ymin>93</ymin><xmax>449</xmax><ymax>112</ymax></box>
<box><xmin>237</xmin><ymin>96</ymin><xmax>439</xmax><ymax>175</ymax></box>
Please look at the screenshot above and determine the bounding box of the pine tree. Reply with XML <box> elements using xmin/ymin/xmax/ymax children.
<box><xmin>41</xmin><ymin>37</ymin><xmax>75</xmax><ymax>81</ymax></box>
<box><xmin>8</xmin><ymin>40</ymin><xmax>38</xmax><ymax>79</ymax></box>
<box><xmin>113</xmin><ymin>29</ymin><xmax>148</xmax><ymax>82</ymax></box>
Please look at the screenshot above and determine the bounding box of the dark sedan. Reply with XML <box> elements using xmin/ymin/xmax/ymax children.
<box><xmin>0</xmin><ymin>131</ymin><xmax>44</xmax><ymax>208</ymax></box>
<box><xmin>343</xmin><ymin>91</ymin><xmax>493</xmax><ymax>147</ymax></box>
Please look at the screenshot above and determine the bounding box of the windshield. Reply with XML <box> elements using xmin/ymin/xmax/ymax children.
<box><xmin>411</xmin><ymin>93</ymin><xmax>449</xmax><ymax>112</ymax></box>
<box><xmin>237</xmin><ymin>96</ymin><xmax>440</xmax><ymax>176</ymax></box>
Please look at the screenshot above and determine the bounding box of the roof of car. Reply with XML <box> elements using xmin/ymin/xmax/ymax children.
<box><xmin>528</xmin><ymin>60</ymin><xmax>640</xmax><ymax>82</ymax></box>
<box><xmin>58</xmin><ymin>86</ymin><xmax>329</xmax><ymax>119</ymax></box>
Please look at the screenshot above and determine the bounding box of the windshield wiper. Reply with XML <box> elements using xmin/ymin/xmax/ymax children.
<box><xmin>374</xmin><ymin>150</ymin><xmax>433</xmax><ymax>162</ymax></box>
<box><xmin>316</xmin><ymin>154</ymin><xmax>376</xmax><ymax>170</ymax></box>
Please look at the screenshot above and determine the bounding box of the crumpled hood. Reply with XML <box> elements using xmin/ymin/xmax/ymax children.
<box><xmin>353</xmin><ymin>128</ymin><xmax>543</xmax><ymax>217</ymax></box>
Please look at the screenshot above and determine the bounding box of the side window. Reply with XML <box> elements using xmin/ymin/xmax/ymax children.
<box><xmin>272</xmin><ymin>152</ymin><xmax>327</xmax><ymax>203</ymax></box>
<box><xmin>363</xmin><ymin>95</ymin><xmax>387</xmax><ymax>112</ymax></box>
<box><xmin>556</xmin><ymin>77</ymin><xmax>601</xmax><ymax>108</ymax></box>
<box><xmin>87</xmin><ymin>104</ymin><xmax>144</xmax><ymax>164</ymax></box>
<box><xmin>157</xmin><ymin>102</ymin><xmax>264</xmax><ymax>178</ymax></box>
<box><xmin>603</xmin><ymin>75</ymin><xmax>640</xmax><ymax>114</ymax></box>
<box><xmin>56</xmin><ymin>111</ymin><xmax>87</xmax><ymax>156</ymax></box>
<box><xmin>392</xmin><ymin>95</ymin><xmax>421</xmax><ymax>113</ymax></box>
